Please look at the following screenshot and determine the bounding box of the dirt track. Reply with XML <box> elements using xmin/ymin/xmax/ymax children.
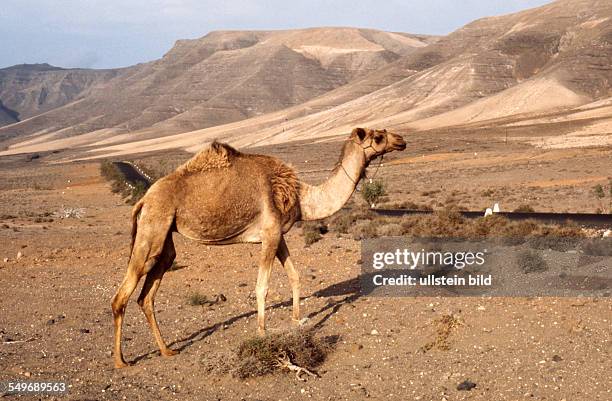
<box><xmin>0</xmin><ymin>146</ymin><xmax>611</xmax><ymax>400</ymax></box>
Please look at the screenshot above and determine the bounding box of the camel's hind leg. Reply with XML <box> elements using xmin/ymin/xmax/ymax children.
<box><xmin>137</xmin><ymin>234</ymin><xmax>177</xmax><ymax>357</ymax></box>
<box><xmin>111</xmin><ymin>212</ymin><xmax>173</xmax><ymax>368</ymax></box>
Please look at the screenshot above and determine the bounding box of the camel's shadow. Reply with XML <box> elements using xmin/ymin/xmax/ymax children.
<box><xmin>131</xmin><ymin>275</ymin><xmax>365</xmax><ymax>365</ymax></box>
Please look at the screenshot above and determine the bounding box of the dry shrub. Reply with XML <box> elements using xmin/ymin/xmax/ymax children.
<box><xmin>100</xmin><ymin>160</ymin><xmax>146</xmax><ymax>204</ymax></box>
<box><xmin>398</xmin><ymin>211</ymin><xmax>584</xmax><ymax>240</ymax></box>
<box><xmin>327</xmin><ymin>207</ymin><xmax>376</xmax><ymax>234</ymax></box>
<box><xmin>188</xmin><ymin>291</ymin><xmax>209</xmax><ymax>306</ymax></box>
<box><xmin>302</xmin><ymin>221</ymin><xmax>327</xmax><ymax>246</ymax></box>
<box><xmin>399</xmin><ymin>210</ymin><xmax>466</xmax><ymax>237</ymax></box>
<box><xmin>421</xmin><ymin>314</ymin><xmax>463</xmax><ymax>352</ymax></box>
<box><xmin>352</xmin><ymin>220</ymin><xmax>379</xmax><ymax>240</ymax></box>
<box><xmin>513</xmin><ymin>204</ymin><xmax>535</xmax><ymax>213</ymax></box>
<box><xmin>232</xmin><ymin>329</ymin><xmax>336</xmax><ymax>379</ymax></box>
<box><xmin>377</xmin><ymin>223</ymin><xmax>404</xmax><ymax>237</ymax></box>
<box><xmin>517</xmin><ymin>249</ymin><xmax>548</xmax><ymax>273</ymax></box>
<box><xmin>326</xmin><ymin>207</ymin><xmax>585</xmax><ymax>241</ymax></box>
<box><xmin>580</xmin><ymin>238</ymin><xmax>612</xmax><ymax>256</ymax></box>
<box><xmin>381</xmin><ymin>200</ymin><xmax>433</xmax><ymax>211</ymax></box>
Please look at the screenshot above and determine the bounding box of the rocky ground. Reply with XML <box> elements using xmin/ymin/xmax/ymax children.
<box><xmin>0</xmin><ymin>139</ymin><xmax>610</xmax><ymax>400</ymax></box>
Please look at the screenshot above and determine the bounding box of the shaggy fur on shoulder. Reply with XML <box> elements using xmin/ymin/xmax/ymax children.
<box><xmin>178</xmin><ymin>141</ymin><xmax>236</xmax><ymax>175</ymax></box>
<box><xmin>268</xmin><ymin>160</ymin><xmax>300</xmax><ymax>215</ymax></box>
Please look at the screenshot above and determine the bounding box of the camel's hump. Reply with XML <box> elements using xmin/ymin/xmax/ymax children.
<box><xmin>178</xmin><ymin>141</ymin><xmax>239</xmax><ymax>174</ymax></box>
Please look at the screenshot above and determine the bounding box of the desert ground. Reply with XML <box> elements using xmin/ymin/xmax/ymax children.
<box><xmin>0</xmin><ymin>131</ymin><xmax>610</xmax><ymax>401</ymax></box>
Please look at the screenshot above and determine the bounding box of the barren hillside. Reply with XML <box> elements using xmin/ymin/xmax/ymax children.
<box><xmin>0</xmin><ymin>28</ymin><xmax>432</xmax><ymax>151</ymax></box>
<box><xmin>2</xmin><ymin>0</ymin><xmax>612</xmax><ymax>158</ymax></box>
<box><xmin>0</xmin><ymin>63</ymin><xmax>117</xmax><ymax>126</ymax></box>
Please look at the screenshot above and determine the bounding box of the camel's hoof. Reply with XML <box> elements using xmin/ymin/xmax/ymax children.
<box><xmin>161</xmin><ymin>348</ymin><xmax>178</xmax><ymax>357</ymax></box>
<box><xmin>292</xmin><ymin>317</ymin><xmax>309</xmax><ymax>326</ymax></box>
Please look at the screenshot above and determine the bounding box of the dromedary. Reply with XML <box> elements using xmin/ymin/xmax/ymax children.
<box><xmin>111</xmin><ymin>127</ymin><xmax>406</xmax><ymax>368</ymax></box>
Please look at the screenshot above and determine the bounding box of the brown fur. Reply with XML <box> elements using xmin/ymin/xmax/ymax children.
<box><xmin>269</xmin><ymin>160</ymin><xmax>300</xmax><ymax>215</ymax></box>
<box><xmin>111</xmin><ymin>128</ymin><xmax>406</xmax><ymax>369</ymax></box>
<box><xmin>130</xmin><ymin>199</ymin><xmax>144</xmax><ymax>255</ymax></box>
<box><xmin>177</xmin><ymin>141</ymin><xmax>235</xmax><ymax>175</ymax></box>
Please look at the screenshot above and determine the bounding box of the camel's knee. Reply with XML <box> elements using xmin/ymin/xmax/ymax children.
<box><xmin>111</xmin><ymin>295</ymin><xmax>126</xmax><ymax>318</ymax></box>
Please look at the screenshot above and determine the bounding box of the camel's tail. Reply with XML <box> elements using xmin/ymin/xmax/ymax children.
<box><xmin>129</xmin><ymin>199</ymin><xmax>145</xmax><ymax>259</ymax></box>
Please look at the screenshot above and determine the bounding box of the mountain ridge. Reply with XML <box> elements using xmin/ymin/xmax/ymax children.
<box><xmin>2</xmin><ymin>0</ymin><xmax>612</xmax><ymax>157</ymax></box>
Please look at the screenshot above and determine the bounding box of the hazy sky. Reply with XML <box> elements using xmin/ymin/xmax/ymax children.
<box><xmin>1</xmin><ymin>0</ymin><xmax>552</xmax><ymax>69</ymax></box>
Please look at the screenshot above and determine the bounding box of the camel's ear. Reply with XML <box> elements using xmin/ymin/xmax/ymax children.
<box><xmin>351</xmin><ymin>127</ymin><xmax>367</xmax><ymax>142</ymax></box>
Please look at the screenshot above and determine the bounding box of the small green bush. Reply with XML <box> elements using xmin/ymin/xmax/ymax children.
<box><xmin>130</xmin><ymin>181</ymin><xmax>147</xmax><ymax>203</ymax></box>
<box><xmin>362</xmin><ymin>180</ymin><xmax>386</xmax><ymax>206</ymax></box>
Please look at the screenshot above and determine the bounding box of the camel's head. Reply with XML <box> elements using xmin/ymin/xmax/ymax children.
<box><xmin>349</xmin><ymin>127</ymin><xmax>406</xmax><ymax>162</ymax></box>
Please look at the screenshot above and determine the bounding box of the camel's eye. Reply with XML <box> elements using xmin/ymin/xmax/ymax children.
<box><xmin>374</xmin><ymin>134</ymin><xmax>383</xmax><ymax>144</ymax></box>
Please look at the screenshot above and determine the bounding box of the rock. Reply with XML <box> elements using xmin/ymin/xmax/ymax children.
<box><xmin>457</xmin><ymin>380</ymin><xmax>477</xmax><ymax>391</ymax></box>
<box><xmin>552</xmin><ymin>354</ymin><xmax>563</xmax><ymax>362</ymax></box>
<box><xmin>370</xmin><ymin>329</ymin><xmax>379</xmax><ymax>336</ymax></box>
<box><xmin>16</xmin><ymin>251</ymin><xmax>23</xmax><ymax>259</ymax></box>
<box><xmin>3</xmin><ymin>258</ymin><xmax>8</xmax><ymax>263</ymax></box>
<box><xmin>80</xmin><ymin>328</ymin><xmax>90</xmax><ymax>334</ymax></box>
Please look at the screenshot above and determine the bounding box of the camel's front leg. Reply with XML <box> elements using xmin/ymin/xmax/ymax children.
<box><xmin>276</xmin><ymin>236</ymin><xmax>303</xmax><ymax>325</ymax></box>
<box><xmin>256</xmin><ymin>226</ymin><xmax>281</xmax><ymax>336</ymax></box>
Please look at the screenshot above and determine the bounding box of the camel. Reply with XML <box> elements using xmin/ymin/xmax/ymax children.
<box><xmin>111</xmin><ymin>127</ymin><xmax>406</xmax><ymax>368</ymax></box>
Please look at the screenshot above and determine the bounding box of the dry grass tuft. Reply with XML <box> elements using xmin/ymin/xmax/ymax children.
<box><xmin>326</xmin><ymin>207</ymin><xmax>585</xmax><ymax>241</ymax></box>
<box><xmin>421</xmin><ymin>314</ymin><xmax>463</xmax><ymax>352</ymax></box>
<box><xmin>231</xmin><ymin>329</ymin><xmax>336</xmax><ymax>379</ymax></box>
<box><xmin>301</xmin><ymin>221</ymin><xmax>328</xmax><ymax>246</ymax></box>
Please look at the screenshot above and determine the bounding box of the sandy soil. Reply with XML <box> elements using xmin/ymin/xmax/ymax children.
<box><xmin>0</xmin><ymin>136</ymin><xmax>610</xmax><ymax>400</ymax></box>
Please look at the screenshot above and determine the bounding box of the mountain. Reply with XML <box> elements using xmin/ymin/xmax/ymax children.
<box><xmin>2</xmin><ymin>0</ymin><xmax>611</xmax><ymax>158</ymax></box>
<box><xmin>0</xmin><ymin>28</ymin><xmax>434</xmax><ymax>150</ymax></box>
<box><xmin>0</xmin><ymin>101</ymin><xmax>19</xmax><ymax>126</ymax></box>
<box><xmin>131</xmin><ymin>0</ymin><xmax>610</xmax><ymax>150</ymax></box>
<box><xmin>0</xmin><ymin>63</ymin><xmax>117</xmax><ymax>125</ymax></box>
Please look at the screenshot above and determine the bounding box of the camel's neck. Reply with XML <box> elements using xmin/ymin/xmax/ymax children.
<box><xmin>299</xmin><ymin>142</ymin><xmax>366</xmax><ymax>221</ymax></box>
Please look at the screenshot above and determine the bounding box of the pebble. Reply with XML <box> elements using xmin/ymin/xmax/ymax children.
<box><xmin>457</xmin><ymin>380</ymin><xmax>477</xmax><ymax>391</ymax></box>
<box><xmin>16</xmin><ymin>251</ymin><xmax>23</xmax><ymax>259</ymax></box>
<box><xmin>370</xmin><ymin>329</ymin><xmax>379</xmax><ymax>336</ymax></box>
<box><xmin>3</xmin><ymin>258</ymin><xmax>8</xmax><ymax>263</ymax></box>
